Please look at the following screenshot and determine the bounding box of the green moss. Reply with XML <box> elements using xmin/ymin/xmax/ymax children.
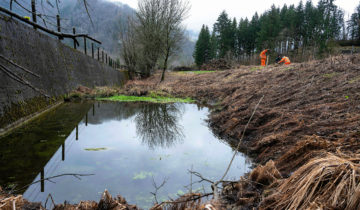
<box><xmin>250</xmin><ymin>66</ymin><xmax>265</xmax><ymax>71</ymax></box>
<box><xmin>178</xmin><ymin>70</ymin><xmax>216</xmax><ymax>74</ymax></box>
<box><xmin>84</xmin><ymin>147</ymin><xmax>107</xmax><ymax>151</ymax></box>
<box><xmin>323</xmin><ymin>72</ymin><xmax>338</xmax><ymax>78</ymax></box>
<box><xmin>0</xmin><ymin>96</ymin><xmax>60</xmax><ymax>129</ymax></box>
<box><xmin>349</xmin><ymin>76</ymin><xmax>360</xmax><ymax>84</ymax></box>
<box><xmin>97</xmin><ymin>95</ymin><xmax>195</xmax><ymax>103</ymax></box>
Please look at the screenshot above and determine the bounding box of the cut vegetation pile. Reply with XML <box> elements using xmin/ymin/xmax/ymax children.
<box><xmin>261</xmin><ymin>153</ymin><xmax>360</xmax><ymax>209</ymax></box>
<box><xmin>0</xmin><ymin>188</ymin><xmax>41</xmax><ymax>210</ymax></box>
<box><xmin>200</xmin><ymin>58</ymin><xmax>232</xmax><ymax>70</ymax></box>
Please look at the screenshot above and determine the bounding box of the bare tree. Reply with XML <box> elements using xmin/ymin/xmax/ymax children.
<box><xmin>160</xmin><ymin>0</ymin><xmax>190</xmax><ymax>82</ymax></box>
<box><xmin>119</xmin><ymin>0</ymin><xmax>190</xmax><ymax>79</ymax></box>
<box><xmin>119</xmin><ymin>15</ymin><xmax>138</xmax><ymax>80</ymax></box>
<box><xmin>135</xmin><ymin>0</ymin><xmax>165</xmax><ymax>77</ymax></box>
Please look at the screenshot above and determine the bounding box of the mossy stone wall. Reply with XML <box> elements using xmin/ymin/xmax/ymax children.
<box><xmin>0</xmin><ymin>14</ymin><xmax>126</xmax><ymax>130</ymax></box>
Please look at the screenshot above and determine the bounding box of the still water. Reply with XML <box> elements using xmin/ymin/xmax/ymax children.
<box><xmin>0</xmin><ymin>102</ymin><xmax>251</xmax><ymax>209</ymax></box>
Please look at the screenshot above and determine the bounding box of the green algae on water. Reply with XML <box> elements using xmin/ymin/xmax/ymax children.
<box><xmin>84</xmin><ymin>147</ymin><xmax>107</xmax><ymax>151</ymax></box>
<box><xmin>97</xmin><ymin>95</ymin><xmax>194</xmax><ymax>103</ymax></box>
<box><xmin>132</xmin><ymin>171</ymin><xmax>154</xmax><ymax>180</ymax></box>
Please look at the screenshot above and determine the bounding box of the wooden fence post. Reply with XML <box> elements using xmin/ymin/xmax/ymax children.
<box><xmin>57</xmin><ymin>15</ymin><xmax>63</xmax><ymax>40</ymax></box>
<box><xmin>40</xmin><ymin>169</ymin><xmax>44</xmax><ymax>192</ymax></box>
<box><xmin>106</xmin><ymin>54</ymin><xmax>107</xmax><ymax>64</ymax></box>
<box><xmin>98</xmin><ymin>48</ymin><xmax>101</xmax><ymax>61</ymax></box>
<box><xmin>97</xmin><ymin>47</ymin><xmax>100</xmax><ymax>60</ymax></box>
<box><xmin>73</xmin><ymin>28</ymin><xmax>76</xmax><ymax>49</ymax></box>
<box><xmin>62</xmin><ymin>143</ymin><xmax>65</xmax><ymax>161</ymax></box>
<box><xmin>10</xmin><ymin>0</ymin><xmax>13</xmax><ymax>11</ymax></box>
<box><xmin>102</xmin><ymin>51</ymin><xmax>104</xmax><ymax>63</ymax></box>
<box><xmin>84</xmin><ymin>37</ymin><xmax>87</xmax><ymax>55</ymax></box>
<box><xmin>31</xmin><ymin>0</ymin><xmax>36</xmax><ymax>30</ymax></box>
<box><xmin>91</xmin><ymin>43</ymin><xmax>94</xmax><ymax>58</ymax></box>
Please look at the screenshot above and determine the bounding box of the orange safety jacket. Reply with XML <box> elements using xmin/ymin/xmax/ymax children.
<box><xmin>260</xmin><ymin>49</ymin><xmax>268</xmax><ymax>59</ymax></box>
<box><xmin>279</xmin><ymin>56</ymin><xmax>291</xmax><ymax>65</ymax></box>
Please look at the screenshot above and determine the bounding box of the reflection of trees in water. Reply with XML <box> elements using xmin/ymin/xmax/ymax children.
<box><xmin>135</xmin><ymin>103</ymin><xmax>184</xmax><ymax>149</ymax></box>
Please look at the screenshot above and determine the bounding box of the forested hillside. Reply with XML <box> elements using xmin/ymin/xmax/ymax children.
<box><xmin>0</xmin><ymin>0</ymin><xmax>194</xmax><ymax>64</ymax></box>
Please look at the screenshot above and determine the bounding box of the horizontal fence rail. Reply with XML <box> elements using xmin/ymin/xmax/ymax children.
<box><xmin>0</xmin><ymin>2</ymin><xmax>122</xmax><ymax>69</ymax></box>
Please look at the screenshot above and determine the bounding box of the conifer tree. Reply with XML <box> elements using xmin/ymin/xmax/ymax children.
<box><xmin>193</xmin><ymin>25</ymin><xmax>211</xmax><ymax>66</ymax></box>
<box><xmin>347</xmin><ymin>2</ymin><xmax>360</xmax><ymax>40</ymax></box>
<box><xmin>213</xmin><ymin>11</ymin><xmax>232</xmax><ymax>58</ymax></box>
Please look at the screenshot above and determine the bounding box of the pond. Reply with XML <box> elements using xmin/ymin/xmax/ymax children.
<box><xmin>0</xmin><ymin>101</ymin><xmax>251</xmax><ymax>209</ymax></box>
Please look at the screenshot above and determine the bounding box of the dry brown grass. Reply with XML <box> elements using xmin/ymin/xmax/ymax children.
<box><xmin>249</xmin><ymin>160</ymin><xmax>282</xmax><ymax>186</ymax></box>
<box><xmin>261</xmin><ymin>153</ymin><xmax>360</xmax><ymax>210</ymax></box>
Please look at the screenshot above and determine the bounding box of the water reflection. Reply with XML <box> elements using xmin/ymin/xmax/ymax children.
<box><xmin>0</xmin><ymin>102</ymin><xmax>92</xmax><ymax>193</ymax></box>
<box><xmin>0</xmin><ymin>102</ymin><xmax>251</xmax><ymax>209</ymax></box>
<box><xmin>135</xmin><ymin>103</ymin><xmax>184</xmax><ymax>149</ymax></box>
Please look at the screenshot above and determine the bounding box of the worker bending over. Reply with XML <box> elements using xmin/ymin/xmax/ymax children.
<box><xmin>260</xmin><ymin>49</ymin><xmax>269</xmax><ymax>66</ymax></box>
<box><xmin>278</xmin><ymin>56</ymin><xmax>291</xmax><ymax>65</ymax></box>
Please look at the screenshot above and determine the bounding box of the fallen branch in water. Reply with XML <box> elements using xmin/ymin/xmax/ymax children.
<box><xmin>151</xmin><ymin>192</ymin><xmax>212</xmax><ymax>209</ymax></box>
<box><xmin>187</xmin><ymin>170</ymin><xmax>214</xmax><ymax>185</ymax></box>
<box><xmin>150</xmin><ymin>176</ymin><xmax>168</xmax><ymax>204</ymax></box>
<box><xmin>12</xmin><ymin>173</ymin><xmax>94</xmax><ymax>193</ymax></box>
<box><xmin>44</xmin><ymin>193</ymin><xmax>56</xmax><ymax>209</ymax></box>
<box><xmin>212</xmin><ymin>95</ymin><xmax>264</xmax><ymax>199</ymax></box>
<box><xmin>187</xmin><ymin>96</ymin><xmax>264</xmax><ymax>200</ymax></box>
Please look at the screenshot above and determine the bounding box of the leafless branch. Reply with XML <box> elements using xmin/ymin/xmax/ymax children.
<box><xmin>0</xmin><ymin>64</ymin><xmax>49</xmax><ymax>98</ymax></box>
<box><xmin>44</xmin><ymin>193</ymin><xmax>56</xmax><ymax>209</ymax></box>
<box><xmin>150</xmin><ymin>176</ymin><xmax>168</xmax><ymax>204</ymax></box>
<box><xmin>188</xmin><ymin>170</ymin><xmax>214</xmax><ymax>184</ymax></box>
<box><xmin>13</xmin><ymin>173</ymin><xmax>94</xmax><ymax>193</ymax></box>
<box><xmin>151</xmin><ymin>192</ymin><xmax>212</xmax><ymax>209</ymax></box>
<box><xmin>211</xmin><ymin>95</ymin><xmax>264</xmax><ymax>200</ymax></box>
<box><xmin>185</xmin><ymin>96</ymin><xmax>264</xmax><ymax>201</ymax></box>
<box><xmin>81</xmin><ymin>0</ymin><xmax>94</xmax><ymax>26</ymax></box>
<box><xmin>55</xmin><ymin>0</ymin><xmax>60</xmax><ymax>14</ymax></box>
<box><xmin>0</xmin><ymin>54</ymin><xmax>40</xmax><ymax>78</ymax></box>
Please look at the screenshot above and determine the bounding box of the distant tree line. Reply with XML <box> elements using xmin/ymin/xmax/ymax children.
<box><xmin>194</xmin><ymin>0</ymin><xmax>360</xmax><ymax>67</ymax></box>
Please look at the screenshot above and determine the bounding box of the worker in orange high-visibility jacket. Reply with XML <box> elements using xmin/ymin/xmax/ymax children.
<box><xmin>278</xmin><ymin>56</ymin><xmax>291</xmax><ymax>65</ymax></box>
<box><xmin>260</xmin><ymin>49</ymin><xmax>269</xmax><ymax>66</ymax></box>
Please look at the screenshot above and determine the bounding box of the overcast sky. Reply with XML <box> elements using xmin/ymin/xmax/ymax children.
<box><xmin>108</xmin><ymin>0</ymin><xmax>357</xmax><ymax>32</ymax></box>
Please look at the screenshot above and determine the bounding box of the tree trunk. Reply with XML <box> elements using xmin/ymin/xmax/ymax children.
<box><xmin>127</xmin><ymin>68</ymin><xmax>133</xmax><ymax>80</ymax></box>
<box><xmin>160</xmin><ymin>48</ymin><xmax>170</xmax><ymax>82</ymax></box>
